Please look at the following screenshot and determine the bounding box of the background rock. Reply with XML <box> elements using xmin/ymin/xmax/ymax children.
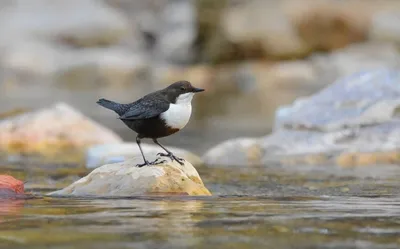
<box><xmin>369</xmin><ymin>8</ymin><xmax>400</xmax><ymax>45</ymax></box>
<box><xmin>0</xmin><ymin>0</ymin><xmax>129</xmax><ymax>48</ymax></box>
<box><xmin>86</xmin><ymin>143</ymin><xmax>203</xmax><ymax>169</ymax></box>
<box><xmin>204</xmin><ymin>69</ymin><xmax>400</xmax><ymax>167</ymax></box>
<box><xmin>0</xmin><ymin>102</ymin><xmax>122</xmax><ymax>156</ymax></box>
<box><xmin>202</xmin><ymin>138</ymin><xmax>262</xmax><ymax>166</ymax></box>
<box><xmin>48</xmin><ymin>157</ymin><xmax>211</xmax><ymax>197</ymax></box>
<box><xmin>310</xmin><ymin>42</ymin><xmax>400</xmax><ymax>81</ymax></box>
<box><xmin>0</xmin><ymin>175</ymin><xmax>24</xmax><ymax>197</ymax></box>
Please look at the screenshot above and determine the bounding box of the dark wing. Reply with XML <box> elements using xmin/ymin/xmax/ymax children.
<box><xmin>118</xmin><ymin>94</ymin><xmax>169</xmax><ymax>120</ymax></box>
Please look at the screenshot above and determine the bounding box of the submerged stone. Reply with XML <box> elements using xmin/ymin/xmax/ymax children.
<box><xmin>48</xmin><ymin>157</ymin><xmax>211</xmax><ymax>197</ymax></box>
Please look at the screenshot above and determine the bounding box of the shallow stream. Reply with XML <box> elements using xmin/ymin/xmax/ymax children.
<box><xmin>1</xmin><ymin>163</ymin><xmax>400</xmax><ymax>249</ymax></box>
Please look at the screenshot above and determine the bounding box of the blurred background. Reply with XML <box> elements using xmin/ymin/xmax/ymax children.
<box><xmin>2</xmin><ymin>0</ymin><xmax>400</xmax><ymax>155</ymax></box>
<box><xmin>2</xmin><ymin>1</ymin><xmax>400</xmax><ymax>248</ymax></box>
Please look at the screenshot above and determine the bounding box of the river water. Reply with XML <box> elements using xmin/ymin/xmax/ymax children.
<box><xmin>1</xmin><ymin>163</ymin><xmax>400</xmax><ymax>249</ymax></box>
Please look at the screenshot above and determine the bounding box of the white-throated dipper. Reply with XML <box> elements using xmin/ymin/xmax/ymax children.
<box><xmin>96</xmin><ymin>81</ymin><xmax>204</xmax><ymax>167</ymax></box>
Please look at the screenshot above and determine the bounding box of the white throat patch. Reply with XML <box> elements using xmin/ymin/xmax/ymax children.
<box><xmin>175</xmin><ymin>92</ymin><xmax>194</xmax><ymax>104</ymax></box>
<box><xmin>160</xmin><ymin>92</ymin><xmax>194</xmax><ymax>129</ymax></box>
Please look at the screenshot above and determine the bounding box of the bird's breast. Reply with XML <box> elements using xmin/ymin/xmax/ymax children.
<box><xmin>160</xmin><ymin>103</ymin><xmax>192</xmax><ymax>129</ymax></box>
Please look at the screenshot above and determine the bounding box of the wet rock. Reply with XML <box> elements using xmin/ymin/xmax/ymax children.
<box><xmin>0</xmin><ymin>102</ymin><xmax>122</xmax><ymax>155</ymax></box>
<box><xmin>0</xmin><ymin>175</ymin><xmax>24</xmax><ymax>197</ymax></box>
<box><xmin>48</xmin><ymin>157</ymin><xmax>211</xmax><ymax>197</ymax></box>
<box><xmin>0</xmin><ymin>0</ymin><xmax>129</xmax><ymax>48</ymax></box>
<box><xmin>86</xmin><ymin>143</ymin><xmax>203</xmax><ymax>169</ymax></box>
<box><xmin>204</xmin><ymin>69</ymin><xmax>400</xmax><ymax>167</ymax></box>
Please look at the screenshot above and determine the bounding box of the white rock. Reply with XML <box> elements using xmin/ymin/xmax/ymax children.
<box><xmin>48</xmin><ymin>157</ymin><xmax>211</xmax><ymax>197</ymax></box>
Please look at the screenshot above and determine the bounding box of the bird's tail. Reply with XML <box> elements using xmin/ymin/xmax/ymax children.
<box><xmin>96</xmin><ymin>98</ymin><xmax>126</xmax><ymax>116</ymax></box>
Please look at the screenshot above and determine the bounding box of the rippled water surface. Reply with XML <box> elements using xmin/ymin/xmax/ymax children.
<box><xmin>2</xmin><ymin>163</ymin><xmax>400</xmax><ymax>249</ymax></box>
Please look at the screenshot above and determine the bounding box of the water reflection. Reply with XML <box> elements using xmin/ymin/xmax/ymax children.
<box><xmin>0</xmin><ymin>196</ymin><xmax>399</xmax><ymax>248</ymax></box>
<box><xmin>1</xmin><ymin>161</ymin><xmax>400</xmax><ymax>248</ymax></box>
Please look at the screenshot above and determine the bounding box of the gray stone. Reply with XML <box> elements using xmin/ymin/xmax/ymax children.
<box><xmin>86</xmin><ymin>143</ymin><xmax>203</xmax><ymax>169</ymax></box>
<box><xmin>204</xmin><ymin>69</ymin><xmax>400</xmax><ymax>167</ymax></box>
<box><xmin>311</xmin><ymin>42</ymin><xmax>400</xmax><ymax>80</ymax></box>
<box><xmin>369</xmin><ymin>9</ymin><xmax>400</xmax><ymax>44</ymax></box>
<box><xmin>48</xmin><ymin>157</ymin><xmax>211</xmax><ymax>197</ymax></box>
<box><xmin>117</xmin><ymin>0</ymin><xmax>196</xmax><ymax>64</ymax></box>
<box><xmin>2</xmin><ymin>40</ymin><xmax>148</xmax><ymax>85</ymax></box>
<box><xmin>0</xmin><ymin>0</ymin><xmax>129</xmax><ymax>48</ymax></box>
<box><xmin>202</xmin><ymin>138</ymin><xmax>262</xmax><ymax>167</ymax></box>
<box><xmin>155</xmin><ymin>0</ymin><xmax>196</xmax><ymax>64</ymax></box>
<box><xmin>275</xmin><ymin>69</ymin><xmax>400</xmax><ymax>131</ymax></box>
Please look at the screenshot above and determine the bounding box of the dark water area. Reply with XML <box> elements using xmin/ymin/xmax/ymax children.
<box><xmin>1</xmin><ymin>163</ymin><xmax>400</xmax><ymax>249</ymax></box>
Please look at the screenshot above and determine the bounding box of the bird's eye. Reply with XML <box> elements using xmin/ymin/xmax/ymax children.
<box><xmin>180</xmin><ymin>87</ymin><xmax>185</xmax><ymax>91</ymax></box>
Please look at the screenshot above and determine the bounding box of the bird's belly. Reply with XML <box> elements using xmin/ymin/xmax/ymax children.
<box><xmin>160</xmin><ymin>103</ymin><xmax>192</xmax><ymax>129</ymax></box>
<box><xmin>122</xmin><ymin>118</ymin><xmax>178</xmax><ymax>138</ymax></box>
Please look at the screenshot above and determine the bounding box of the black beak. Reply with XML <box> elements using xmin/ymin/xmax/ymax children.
<box><xmin>192</xmin><ymin>87</ymin><xmax>205</xmax><ymax>93</ymax></box>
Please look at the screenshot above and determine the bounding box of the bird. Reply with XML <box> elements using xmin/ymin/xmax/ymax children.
<box><xmin>96</xmin><ymin>81</ymin><xmax>204</xmax><ymax>167</ymax></box>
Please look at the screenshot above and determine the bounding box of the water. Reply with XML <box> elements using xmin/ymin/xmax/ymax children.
<box><xmin>1</xmin><ymin>164</ymin><xmax>400</xmax><ymax>249</ymax></box>
<box><xmin>1</xmin><ymin>196</ymin><xmax>400</xmax><ymax>249</ymax></box>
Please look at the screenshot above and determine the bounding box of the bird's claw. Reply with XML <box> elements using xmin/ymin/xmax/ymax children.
<box><xmin>152</xmin><ymin>157</ymin><xmax>167</xmax><ymax>164</ymax></box>
<box><xmin>157</xmin><ymin>152</ymin><xmax>184</xmax><ymax>165</ymax></box>
<box><xmin>157</xmin><ymin>152</ymin><xmax>169</xmax><ymax>157</ymax></box>
<box><xmin>136</xmin><ymin>157</ymin><xmax>168</xmax><ymax>167</ymax></box>
<box><xmin>136</xmin><ymin>161</ymin><xmax>149</xmax><ymax>168</ymax></box>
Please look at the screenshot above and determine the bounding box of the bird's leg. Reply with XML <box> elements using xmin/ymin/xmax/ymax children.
<box><xmin>153</xmin><ymin>139</ymin><xmax>184</xmax><ymax>165</ymax></box>
<box><xmin>136</xmin><ymin>136</ymin><xmax>151</xmax><ymax>167</ymax></box>
<box><xmin>136</xmin><ymin>136</ymin><xmax>165</xmax><ymax>166</ymax></box>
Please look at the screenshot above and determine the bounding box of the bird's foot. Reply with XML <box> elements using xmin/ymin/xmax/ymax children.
<box><xmin>136</xmin><ymin>161</ymin><xmax>149</xmax><ymax>168</ymax></box>
<box><xmin>150</xmin><ymin>157</ymin><xmax>167</xmax><ymax>165</ymax></box>
<box><xmin>157</xmin><ymin>152</ymin><xmax>184</xmax><ymax>165</ymax></box>
<box><xmin>136</xmin><ymin>158</ymin><xmax>167</xmax><ymax>167</ymax></box>
<box><xmin>136</xmin><ymin>160</ymin><xmax>151</xmax><ymax>167</ymax></box>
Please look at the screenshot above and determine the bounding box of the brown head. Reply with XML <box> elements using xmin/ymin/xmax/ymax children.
<box><xmin>163</xmin><ymin>81</ymin><xmax>204</xmax><ymax>104</ymax></box>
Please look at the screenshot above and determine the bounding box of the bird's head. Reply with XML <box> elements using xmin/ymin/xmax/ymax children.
<box><xmin>165</xmin><ymin>81</ymin><xmax>204</xmax><ymax>104</ymax></box>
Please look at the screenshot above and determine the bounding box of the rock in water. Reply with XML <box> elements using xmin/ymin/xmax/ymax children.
<box><xmin>48</xmin><ymin>157</ymin><xmax>211</xmax><ymax>197</ymax></box>
<box><xmin>203</xmin><ymin>69</ymin><xmax>400</xmax><ymax>167</ymax></box>
<box><xmin>86</xmin><ymin>143</ymin><xmax>203</xmax><ymax>169</ymax></box>
<box><xmin>0</xmin><ymin>175</ymin><xmax>24</xmax><ymax>197</ymax></box>
<box><xmin>0</xmin><ymin>102</ymin><xmax>122</xmax><ymax>155</ymax></box>
<box><xmin>202</xmin><ymin>138</ymin><xmax>262</xmax><ymax>167</ymax></box>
